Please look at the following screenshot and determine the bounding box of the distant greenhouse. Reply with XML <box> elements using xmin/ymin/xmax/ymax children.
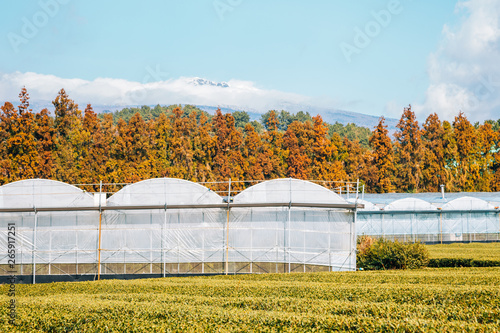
<box><xmin>356</xmin><ymin>193</ymin><xmax>500</xmax><ymax>243</ymax></box>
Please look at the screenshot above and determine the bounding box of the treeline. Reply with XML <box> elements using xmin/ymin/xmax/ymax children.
<box><xmin>106</xmin><ymin>104</ymin><xmax>372</xmax><ymax>147</ymax></box>
<box><xmin>1</xmin><ymin>88</ymin><xmax>499</xmax><ymax>193</ymax></box>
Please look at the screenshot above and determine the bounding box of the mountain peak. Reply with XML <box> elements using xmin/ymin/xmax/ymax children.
<box><xmin>187</xmin><ymin>77</ymin><xmax>229</xmax><ymax>88</ymax></box>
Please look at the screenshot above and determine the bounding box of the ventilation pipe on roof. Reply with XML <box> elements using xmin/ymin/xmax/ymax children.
<box><xmin>440</xmin><ymin>184</ymin><xmax>445</xmax><ymax>200</ymax></box>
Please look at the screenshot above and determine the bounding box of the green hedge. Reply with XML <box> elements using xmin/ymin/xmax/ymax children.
<box><xmin>357</xmin><ymin>237</ymin><xmax>429</xmax><ymax>270</ymax></box>
<box><xmin>428</xmin><ymin>258</ymin><xmax>500</xmax><ymax>268</ymax></box>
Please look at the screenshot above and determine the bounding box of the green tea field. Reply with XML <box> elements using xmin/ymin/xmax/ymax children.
<box><xmin>1</xmin><ymin>267</ymin><xmax>499</xmax><ymax>332</ymax></box>
<box><xmin>426</xmin><ymin>242</ymin><xmax>500</xmax><ymax>261</ymax></box>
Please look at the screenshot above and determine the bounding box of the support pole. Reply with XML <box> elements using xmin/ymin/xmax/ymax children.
<box><xmin>440</xmin><ymin>212</ymin><xmax>443</xmax><ymax>244</ymax></box>
<box><xmin>288</xmin><ymin>178</ymin><xmax>291</xmax><ymax>274</ymax></box>
<box><xmin>352</xmin><ymin>180</ymin><xmax>359</xmax><ymax>271</ymax></box>
<box><xmin>76</xmin><ymin>229</ymin><xmax>78</xmax><ymax>275</ymax></box>
<box><xmin>97</xmin><ymin>181</ymin><xmax>103</xmax><ymax>281</ymax></box>
<box><xmin>225</xmin><ymin>178</ymin><xmax>231</xmax><ymax>275</ymax></box>
<box><xmin>328</xmin><ymin>210</ymin><xmax>332</xmax><ymax>272</ymax></box>
<box><xmin>468</xmin><ymin>212</ymin><xmax>471</xmax><ymax>243</ymax></box>
<box><xmin>33</xmin><ymin>209</ymin><xmax>37</xmax><ymax>284</ymax></box>
<box><xmin>163</xmin><ymin>206</ymin><xmax>167</xmax><ymax>278</ymax></box>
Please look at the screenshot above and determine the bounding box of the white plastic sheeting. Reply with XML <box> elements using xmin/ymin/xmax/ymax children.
<box><xmin>347</xmin><ymin>199</ymin><xmax>379</xmax><ymax>211</ymax></box>
<box><xmin>441</xmin><ymin>197</ymin><xmax>497</xmax><ymax>241</ymax></box>
<box><xmin>1</xmin><ymin>178</ymin><xmax>356</xmax><ymax>278</ymax></box>
<box><xmin>0</xmin><ymin>179</ymin><xmax>94</xmax><ymax>208</ymax></box>
<box><xmin>384</xmin><ymin>198</ymin><xmax>438</xmax><ymax>211</ymax></box>
<box><xmin>102</xmin><ymin>178</ymin><xmax>225</xmax><ymax>274</ymax></box>
<box><xmin>383</xmin><ymin>198</ymin><xmax>438</xmax><ymax>241</ymax></box>
<box><xmin>0</xmin><ymin>180</ymin><xmax>98</xmax><ymax>276</ymax></box>
<box><xmin>232</xmin><ymin>179</ymin><xmax>355</xmax><ymax>272</ymax></box>
<box><xmin>235</xmin><ymin>178</ymin><xmax>345</xmax><ymax>204</ymax></box>
<box><xmin>357</xmin><ymin>196</ymin><xmax>500</xmax><ymax>242</ymax></box>
<box><xmin>441</xmin><ymin>197</ymin><xmax>493</xmax><ymax>211</ymax></box>
<box><xmin>348</xmin><ymin>199</ymin><xmax>381</xmax><ymax>237</ymax></box>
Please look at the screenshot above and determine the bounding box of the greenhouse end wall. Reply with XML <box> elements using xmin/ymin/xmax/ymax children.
<box><xmin>0</xmin><ymin>178</ymin><xmax>357</xmax><ymax>283</ymax></box>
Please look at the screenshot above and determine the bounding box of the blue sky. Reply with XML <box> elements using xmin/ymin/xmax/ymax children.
<box><xmin>1</xmin><ymin>0</ymin><xmax>499</xmax><ymax>122</ymax></box>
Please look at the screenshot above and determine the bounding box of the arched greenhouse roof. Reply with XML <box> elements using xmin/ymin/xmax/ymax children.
<box><xmin>233</xmin><ymin>178</ymin><xmax>346</xmax><ymax>204</ymax></box>
<box><xmin>384</xmin><ymin>198</ymin><xmax>437</xmax><ymax>211</ymax></box>
<box><xmin>441</xmin><ymin>196</ymin><xmax>494</xmax><ymax>211</ymax></box>
<box><xmin>0</xmin><ymin>179</ymin><xmax>94</xmax><ymax>208</ymax></box>
<box><xmin>107</xmin><ymin>178</ymin><xmax>222</xmax><ymax>206</ymax></box>
<box><xmin>347</xmin><ymin>198</ymin><xmax>380</xmax><ymax>211</ymax></box>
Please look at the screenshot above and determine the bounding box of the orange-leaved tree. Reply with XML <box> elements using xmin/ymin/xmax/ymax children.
<box><xmin>421</xmin><ymin>113</ymin><xmax>451</xmax><ymax>192</ymax></box>
<box><xmin>212</xmin><ymin>109</ymin><xmax>245</xmax><ymax>192</ymax></box>
<box><xmin>453</xmin><ymin>112</ymin><xmax>479</xmax><ymax>191</ymax></box>
<box><xmin>283</xmin><ymin>120</ymin><xmax>312</xmax><ymax>179</ymax></box>
<box><xmin>394</xmin><ymin>105</ymin><xmax>422</xmax><ymax>192</ymax></box>
<box><xmin>310</xmin><ymin>115</ymin><xmax>346</xmax><ymax>181</ymax></box>
<box><xmin>261</xmin><ymin>110</ymin><xmax>286</xmax><ymax>179</ymax></box>
<box><xmin>369</xmin><ymin>117</ymin><xmax>395</xmax><ymax>193</ymax></box>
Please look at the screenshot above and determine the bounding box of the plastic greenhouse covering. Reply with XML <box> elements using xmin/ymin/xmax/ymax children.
<box><xmin>357</xmin><ymin>195</ymin><xmax>500</xmax><ymax>243</ymax></box>
<box><xmin>440</xmin><ymin>197</ymin><xmax>497</xmax><ymax>242</ymax></box>
<box><xmin>3</xmin><ymin>177</ymin><xmax>500</xmax><ymax>283</ymax></box>
<box><xmin>348</xmin><ymin>199</ymin><xmax>380</xmax><ymax>237</ymax></box>
<box><xmin>0</xmin><ymin>180</ymin><xmax>98</xmax><ymax>280</ymax></box>
<box><xmin>1</xmin><ymin>178</ymin><xmax>357</xmax><ymax>282</ymax></box>
<box><xmin>102</xmin><ymin>178</ymin><xmax>226</xmax><ymax>275</ymax></box>
<box><xmin>231</xmin><ymin>179</ymin><xmax>355</xmax><ymax>272</ymax></box>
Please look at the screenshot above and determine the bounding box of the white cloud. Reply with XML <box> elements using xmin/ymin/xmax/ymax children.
<box><xmin>0</xmin><ymin>71</ymin><xmax>319</xmax><ymax>113</ymax></box>
<box><xmin>415</xmin><ymin>0</ymin><xmax>500</xmax><ymax>122</ymax></box>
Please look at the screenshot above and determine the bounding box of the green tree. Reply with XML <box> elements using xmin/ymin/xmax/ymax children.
<box><xmin>232</xmin><ymin>111</ymin><xmax>250</xmax><ymax>129</ymax></box>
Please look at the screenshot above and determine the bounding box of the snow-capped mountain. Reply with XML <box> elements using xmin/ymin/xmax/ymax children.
<box><xmin>186</xmin><ymin>77</ymin><xmax>229</xmax><ymax>88</ymax></box>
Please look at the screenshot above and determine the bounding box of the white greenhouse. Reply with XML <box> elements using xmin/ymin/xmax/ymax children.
<box><xmin>0</xmin><ymin>178</ymin><xmax>358</xmax><ymax>283</ymax></box>
<box><xmin>0</xmin><ymin>179</ymin><xmax>99</xmax><ymax>282</ymax></box>
<box><xmin>230</xmin><ymin>179</ymin><xmax>356</xmax><ymax>273</ymax></box>
<box><xmin>357</xmin><ymin>194</ymin><xmax>500</xmax><ymax>242</ymax></box>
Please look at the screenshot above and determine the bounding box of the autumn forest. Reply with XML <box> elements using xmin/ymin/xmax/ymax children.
<box><xmin>1</xmin><ymin>87</ymin><xmax>499</xmax><ymax>194</ymax></box>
